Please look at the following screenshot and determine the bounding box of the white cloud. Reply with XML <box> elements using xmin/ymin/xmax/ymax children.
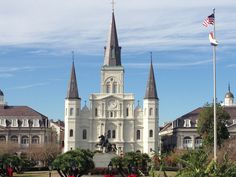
<box><xmin>11</xmin><ymin>82</ymin><xmax>49</xmax><ymax>90</ymax></box>
<box><xmin>124</xmin><ymin>58</ymin><xmax>212</xmax><ymax>70</ymax></box>
<box><xmin>0</xmin><ymin>0</ymin><xmax>235</xmax><ymax>54</ymax></box>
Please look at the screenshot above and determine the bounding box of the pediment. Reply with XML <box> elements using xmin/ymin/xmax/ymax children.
<box><xmin>101</xmin><ymin>95</ymin><xmax>123</xmax><ymax>101</ymax></box>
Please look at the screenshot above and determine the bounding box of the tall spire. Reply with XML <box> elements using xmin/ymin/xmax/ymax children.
<box><xmin>144</xmin><ymin>55</ymin><xmax>158</xmax><ymax>99</ymax></box>
<box><xmin>104</xmin><ymin>12</ymin><xmax>121</xmax><ymax>66</ymax></box>
<box><xmin>67</xmin><ymin>55</ymin><xmax>79</xmax><ymax>99</ymax></box>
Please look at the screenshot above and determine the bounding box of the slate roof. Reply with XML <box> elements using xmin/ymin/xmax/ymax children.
<box><xmin>104</xmin><ymin>12</ymin><xmax>121</xmax><ymax>66</ymax></box>
<box><xmin>172</xmin><ymin>106</ymin><xmax>236</xmax><ymax>128</ymax></box>
<box><xmin>144</xmin><ymin>60</ymin><xmax>158</xmax><ymax>99</ymax></box>
<box><xmin>66</xmin><ymin>61</ymin><xmax>79</xmax><ymax>99</ymax></box>
<box><xmin>0</xmin><ymin>90</ymin><xmax>3</xmax><ymax>96</ymax></box>
<box><xmin>0</xmin><ymin>105</ymin><xmax>47</xmax><ymax>119</ymax></box>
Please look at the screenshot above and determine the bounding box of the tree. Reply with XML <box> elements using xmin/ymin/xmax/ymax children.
<box><xmin>197</xmin><ymin>103</ymin><xmax>230</xmax><ymax>147</ymax></box>
<box><xmin>176</xmin><ymin>148</ymin><xmax>236</xmax><ymax>177</ymax></box>
<box><xmin>111</xmin><ymin>151</ymin><xmax>150</xmax><ymax>176</ymax></box>
<box><xmin>29</xmin><ymin>143</ymin><xmax>61</xmax><ymax>167</ymax></box>
<box><xmin>176</xmin><ymin>149</ymin><xmax>209</xmax><ymax>177</ymax></box>
<box><xmin>52</xmin><ymin>148</ymin><xmax>94</xmax><ymax>177</ymax></box>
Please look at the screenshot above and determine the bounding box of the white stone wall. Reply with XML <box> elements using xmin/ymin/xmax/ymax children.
<box><xmin>64</xmin><ymin>66</ymin><xmax>159</xmax><ymax>154</ymax></box>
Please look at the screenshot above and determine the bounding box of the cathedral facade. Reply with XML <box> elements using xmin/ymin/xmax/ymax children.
<box><xmin>64</xmin><ymin>12</ymin><xmax>159</xmax><ymax>155</ymax></box>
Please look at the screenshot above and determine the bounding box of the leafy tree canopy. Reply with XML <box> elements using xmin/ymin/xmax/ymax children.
<box><xmin>197</xmin><ymin>103</ymin><xmax>230</xmax><ymax>147</ymax></box>
<box><xmin>52</xmin><ymin>149</ymin><xmax>94</xmax><ymax>177</ymax></box>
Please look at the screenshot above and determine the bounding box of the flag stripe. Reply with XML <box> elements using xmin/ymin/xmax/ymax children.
<box><xmin>202</xmin><ymin>13</ymin><xmax>215</xmax><ymax>27</ymax></box>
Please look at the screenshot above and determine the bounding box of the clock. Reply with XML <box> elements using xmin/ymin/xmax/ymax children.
<box><xmin>108</xmin><ymin>100</ymin><xmax>117</xmax><ymax>109</ymax></box>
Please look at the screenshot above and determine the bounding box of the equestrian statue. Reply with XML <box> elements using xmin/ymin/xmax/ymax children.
<box><xmin>95</xmin><ymin>134</ymin><xmax>117</xmax><ymax>153</ymax></box>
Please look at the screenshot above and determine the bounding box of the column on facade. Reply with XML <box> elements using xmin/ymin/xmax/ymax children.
<box><xmin>180</xmin><ymin>135</ymin><xmax>184</xmax><ymax>149</ymax></box>
<box><xmin>119</xmin><ymin>103</ymin><xmax>122</xmax><ymax>117</ymax></box>
<box><xmin>89</xmin><ymin>120</ymin><xmax>93</xmax><ymax>141</ymax></box>
<box><xmin>120</xmin><ymin>122</ymin><xmax>123</xmax><ymax>141</ymax></box>
<box><xmin>132</xmin><ymin>120</ymin><xmax>135</xmax><ymax>141</ymax></box>
<box><xmin>102</xmin><ymin>103</ymin><xmax>105</xmax><ymax>117</ymax></box>
<box><xmin>191</xmin><ymin>135</ymin><xmax>195</xmax><ymax>149</ymax></box>
<box><xmin>100</xmin><ymin>123</ymin><xmax>104</xmax><ymax>135</ymax></box>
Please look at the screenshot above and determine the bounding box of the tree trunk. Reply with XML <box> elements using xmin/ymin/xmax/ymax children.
<box><xmin>56</xmin><ymin>169</ymin><xmax>66</xmax><ymax>177</ymax></box>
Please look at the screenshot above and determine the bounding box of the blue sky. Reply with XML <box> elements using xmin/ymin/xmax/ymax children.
<box><xmin>0</xmin><ymin>0</ymin><xmax>236</xmax><ymax>125</ymax></box>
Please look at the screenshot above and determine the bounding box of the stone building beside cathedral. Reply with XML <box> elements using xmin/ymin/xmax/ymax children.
<box><xmin>160</xmin><ymin>85</ymin><xmax>236</xmax><ymax>151</ymax></box>
<box><xmin>64</xmin><ymin>12</ymin><xmax>159</xmax><ymax>155</ymax></box>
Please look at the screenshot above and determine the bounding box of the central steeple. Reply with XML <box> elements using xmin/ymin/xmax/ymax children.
<box><xmin>104</xmin><ymin>12</ymin><xmax>122</xmax><ymax>66</ymax></box>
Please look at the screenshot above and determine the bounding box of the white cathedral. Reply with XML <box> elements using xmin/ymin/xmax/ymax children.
<box><xmin>64</xmin><ymin>12</ymin><xmax>159</xmax><ymax>155</ymax></box>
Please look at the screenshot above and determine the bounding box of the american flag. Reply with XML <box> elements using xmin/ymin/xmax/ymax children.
<box><xmin>203</xmin><ymin>13</ymin><xmax>215</xmax><ymax>27</ymax></box>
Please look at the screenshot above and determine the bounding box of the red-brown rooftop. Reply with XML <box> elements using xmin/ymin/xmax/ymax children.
<box><xmin>0</xmin><ymin>105</ymin><xmax>47</xmax><ymax>118</ymax></box>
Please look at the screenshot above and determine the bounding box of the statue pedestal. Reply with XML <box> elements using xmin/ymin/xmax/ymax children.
<box><xmin>93</xmin><ymin>153</ymin><xmax>117</xmax><ymax>168</ymax></box>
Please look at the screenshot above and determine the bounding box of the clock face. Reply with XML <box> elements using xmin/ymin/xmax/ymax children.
<box><xmin>108</xmin><ymin>100</ymin><xmax>117</xmax><ymax>109</ymax></box>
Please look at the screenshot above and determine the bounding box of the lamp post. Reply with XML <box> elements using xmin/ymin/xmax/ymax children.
<box><xmin>48</xmin><ymin>164</ymin><xmax>52</xmax><ymax>177</ymax></box>
<box><xmin>70</xmin><ymin>160</ymin><xmax>77</xmax><ymax>177</ymax></box>
<box><xmin>108</xmin><ymin>161</ymin><xmax>113</xmax><ymax>177</ymax></box>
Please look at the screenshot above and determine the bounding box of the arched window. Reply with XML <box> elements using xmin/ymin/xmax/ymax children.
<box><xmin>113</xmin><ymin>82</ymin><xmax>118</xmax><ymax>93</ymax></box>
<box><xmin>136</xmin><ymin>130</ymin><xmax>141</xmax><ymax>140</ymax></box>
<box><xmin>70</xmin><ymin>108</ymin><xmax>73</xmax><ymax>116</ymax></box>
<box><xmin>69</xmin><ymin>129</ymin><xmax>73</xmax><ymax>137</ymax></box>
<box><xmin>107</xmin><ymin>130</ymin><xmax>111</xmax><ymax>138</ymax></box>
<box><xmin>106</xmin><ymin>82</ymin><xmax>111</xmax><ymax>93</ymax></box>
<box><xmin>82</xmin><ymin>129</ymin><xmax>87</xmax><ymax>139</ymax></box>
<box><xmin>32</xmin><ymin>135</ymin><xmax>40</xmax><ymax>144</ymax></box>
<box><xmin>126</xmin><ymin>108</ymin><xmax>129</xmax><ymax>116</ymax></box>
<box><xmin>112</xmin><ymin>130</ymin><xmax>116</xmax><ymax>138</ymax></box>
<box><xmin>149</xmin><ymin>108</ymin><xmax>153</xmax><ymax>116</ymax></box>
<box><xmin>11</xmin><ymin>135</ymin><xmax>18</xmax><ymax>143</ymax></box>
<box><xmin>110</xmin><ymin>112</ymin><xmax>113</xmax><ymax>117</ymax></box>
<box><xmin>183</xmin><ymin>136</ymin><xmax>192</xmax><ymax>149</ymax></box>
<box><xmin>195</xmin><ymin>137</ymin><xmax>202</xmax><ymax>148</ymax></box>
<box><xmin>21</xmin><ymin>136</ymin><xmax>29</xmax><ymax>144</ymax></box>
<box><xmin>0</xmin><ymin>135</ymin><xmax>6</xmax><ymax>142</ymax></box>
<box><xmin>149</xmin><ymin>130</ymin><xmax>153</xmax><ymax>137</ymax></box>
<box><xmin>95</xmin><ymin>108</ymin><xmax>98</xmax><ymax>117</ymax></box>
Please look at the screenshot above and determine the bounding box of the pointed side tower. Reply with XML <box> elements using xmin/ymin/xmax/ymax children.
<box><xmin>64</xmin><ymin>58</ymin><xmax>81</xmax><ymax>152</ymax></box>
<box><xmin>143</xmin><ymin>56</ymin><xmax>159</xmax><ymax>154</ymax></box>
<box><xmin>0</xmin><ymin>89</ymin><xmax>5</xmax><ymax>108</ymax></box>
<box><xmin>224</xmin><ymin>83</ymin><xmax>234</xmax><ymax>106</ymax></box>
<box><xmin>101</xmin><ymin>12</ymin><xmax>124</xmax><ymax>94</ymax></box>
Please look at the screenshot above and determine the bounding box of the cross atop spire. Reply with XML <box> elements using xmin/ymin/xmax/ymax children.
<box><xmin>111</xmin><ymin>0</ymin><xmax>115</xmax><ymax>13</ymax></box>
<box><xmin>72</xmin><ymin>51</ymin><xmax>75</xmax><ymax>63</ymax></box>
<box><xmin>228</xmin><ymin>82</ymin><xmax>231</xmax><ymax>92</ymax></box>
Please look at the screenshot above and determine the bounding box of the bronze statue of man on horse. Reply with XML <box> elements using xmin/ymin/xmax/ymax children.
<box><xmin>96</xmin><ymin>134</ymin><xmax>117</xmax><ymax>153</ymax></box>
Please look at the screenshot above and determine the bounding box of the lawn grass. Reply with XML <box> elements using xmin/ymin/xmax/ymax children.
<box><xmin>149</xmin><ymin>171</ymin><xmax>177</xmax><ymax>177</ymax></box>
<box><xmin>14</xmin><ymin>171</ymin><xmax>60</xmax><ymax>177</ymax></box>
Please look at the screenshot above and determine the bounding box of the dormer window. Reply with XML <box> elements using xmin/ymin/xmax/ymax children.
<box><xmin>184</xmin><ymin>119</ymin><xmax>191</xmax><ymax>127</ymax></box>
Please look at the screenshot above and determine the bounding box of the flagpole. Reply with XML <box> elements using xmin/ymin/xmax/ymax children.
<box><xmin>212</xmin><ymin>8</ymin><xmax>217</xmax><ymax>162</ymax></box>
